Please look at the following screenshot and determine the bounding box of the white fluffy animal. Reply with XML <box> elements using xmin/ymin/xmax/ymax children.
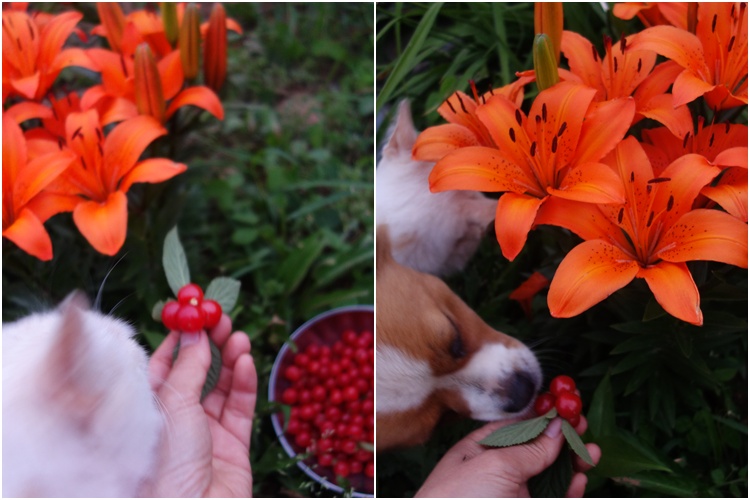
<box><xmin>376</xmin><ymin>100</ymin><xmax>497</xmax><ymax>276</ymax></box>
<box><xmin>2</xmin><ymin>292</ymin><xmax>162</xmax><ymax>497</ymax></box>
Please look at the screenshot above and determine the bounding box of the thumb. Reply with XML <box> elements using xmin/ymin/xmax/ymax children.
<box><xmin>490</xmin><ymin>417</ymin><xmax>567</xmax><ymax>480</ymax></box>
<box><xmin>166</xmin><ymin>330</ymin><xmax>211</xmax><ymax>399</ymax></box>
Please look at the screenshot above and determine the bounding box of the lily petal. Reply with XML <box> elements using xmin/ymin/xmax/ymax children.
<box><xmin>104</xmin><ymin>115</ymin><xmax>167</xmax><ymax>183</ymax></box>
<box><xmin>495</xmin><ymin>193</ymin><xmax>545</xmax><ymax>261</ymax></box>
<box><xmin>714</xmin><ymin>147</ymin><xmax>749</xmax><ymax>169</ymax></box>
<box><xmin>570</xmin><ymin>96</ymin><xmax>635</xmax><ymax>166</ymax></box>
<box><xmin>638</xmin><ymin>93</ymin><xmax>693</xmax><ymax>139</ymax></box>
<box><xmin>636</xmin><ymin>261</ymin><xmax>702</xmax><ymax>325</ymax></box>
<box><xmin>10</xmin><ymin>71</ymin><xmax>41</xmax><ymax>100</ymax></box>
<box><xmin>672</xmin><ymin>69</ymin><xmax>717</xmax><ymax>107</ymax></box>
<box><xmin>701</xmin><ymin>171</ymin><xmax>748</xmax><ymax>222</ymax></box>
<box><xmin>15</xmin><ymin>150</ymin><xmax>77</xmax><ymax>208</ymax></box>
<box><xmin>72</xmin><ymin>190</ymin><xmax>128</xmax><ymax>256</ymax></box>
<box><xmin>628</xmin><ymin>26</ymin><xmax>711</xmax><ymax>81</ymax></box>
<box><xmin>548</xmin><ymin>239</ymin><xmax>639</xmax><ymax>318</ymax></box>
<box><xmin>656</xmin><ymin>209</ymin><xmax>748</xmax><ymax>268</ymax></box>
<box><xmin>119</xmin><ymin>158</ymin><xmax>187</xmax><ymax>193</ymax></box>
<box><xmin>2</xmin><ymin>207</ymin><xmax>53</xmax><ymax>261</ymax></box>
<box><xmin>535</xmin><ymin>197</ymin><xmax>627</xmax><ymax>246</ymax></box>
<box><xmin>560</xmin><ymin>31</ymin><xmax>602</xmax><ymax>94</ymax></box>
<box><xmin>429</xmin><ymin>146</ymin><xmax>536</xmax><ymax>194</ymax></box>
<box><xmin>165</xmin><ymin>86</ymin><xmax>224</xmax><ymax>121</ymax></box>
<box><xmin>656</xmin><ymin>153</ymin><xmax>720</xmax><ymax>226</ymax></box>
<box><xmin>551</xmin><ymin>161</ymin><xmax>625</xmax><ymax>204</ymax></box>
<box><xmin>412</xmin><ymin>124</ymin><xmax>480</xmax><ymax>162</ymax></box>
<box><xmin>26</xmin><ymin>191</ymin><xmax>81</xmax><ymax>222</ymax></box>
<box><xmin>4</xmin><ymin>101</ymin><xmax>53</xmax><ymax>123</ymax></box>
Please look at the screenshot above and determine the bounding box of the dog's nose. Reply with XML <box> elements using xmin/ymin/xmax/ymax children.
<box><xmin>503</xmin><ymin>371</ymin><xmax>537</xmax><ymax>413</ymax></box>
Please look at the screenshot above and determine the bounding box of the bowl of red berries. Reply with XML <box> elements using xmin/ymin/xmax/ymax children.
<box><xmin>269</xmin><ymin>305</ymin><xmax>374</xmax><ymax>497</ymax></box>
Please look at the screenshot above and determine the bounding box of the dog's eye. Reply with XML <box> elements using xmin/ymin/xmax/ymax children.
<box><xmin>448</xmin><ymin>321</ymin><xmax>466</xmax><ymax>359</ymax></box>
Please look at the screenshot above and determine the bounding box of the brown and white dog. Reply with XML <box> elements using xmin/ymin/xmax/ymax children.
<box><xmin>376</xmin><ymin>225</ymin><xmax>542</xmax><ymax>451</ymax></box>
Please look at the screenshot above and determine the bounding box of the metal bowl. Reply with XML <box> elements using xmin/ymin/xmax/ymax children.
<box><xmin>268</xmin><ymin>305</ymin><xmax>374</xmax><ymax>497</ymax></box>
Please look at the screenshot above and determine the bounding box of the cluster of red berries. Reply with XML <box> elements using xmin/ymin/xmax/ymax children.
<box><xmin>534</xmin><ymin>375</ymin><xmax>583</xmax><ymax>427</ymax></box>
<box><xmin>280</xmin><ymin>328</ymin><xmax>375</xmax><ymax>481</ymax></box>
<box><xmin>161</xmin><ymin>283</ymin><xmax>223</xmax><ymax>332</ymax></box>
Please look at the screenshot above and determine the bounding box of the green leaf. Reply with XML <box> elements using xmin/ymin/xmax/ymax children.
<box><xmin>587</xmin><ymin>372</ymin><xmax>616</xmax><ymax>437</ymax></box>
<box><xmin>479</xmin><ymin>414</ymin><xmax>550</xmax><ymax>447</ymax></box>
<box><xmin>593</xmin><ymin>433</ymin><xmax>672</xmax><ymax>477</ymax></box>
<box><xmin>561</xmin><ymin>420</ymin><xmax>594</xmax><ymax>466</ymax></box>
<box><xmin>151</xmin><ymin>299</ymin><xmax>166</xmax><ymax>322</ymax></box>
<box><xmin>205</xmin><ymin>277</ymin><xmax>242</xmax><ymax>312</ymax></box>
<box><xmin>712</xmin><ymin>415</ymin><xmax>748</xmax><ymax>435</ymax></box>
<box><xmin>278</xmin><ymin>234</ymin><xmax>328</xmax><ymax>295</ymax></box>
<box><xmin>376</xmin><ymin>2</ymin><xmax>444</xmax><ymax>111</ymax></box>
<box><xmin>528</xmin><ymin>439</ymin><xmax>573</xmax><ymax>497</ymax></box>
<box><xmin>613</xmin><ymin>470</ymin><xmax>698</xmax><ymax>496</ymax></box>
<box><xmin>163</xmin><ymin>226</ymin><xmax>191</xmax><ymax>296</ymax></box>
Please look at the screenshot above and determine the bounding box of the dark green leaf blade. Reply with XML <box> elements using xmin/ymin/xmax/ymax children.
<box><xmin>479</xmin><ymin>414</ymin><xmax>550</xmax><ymax>447</ymax></box>
<box><xmin>163</xmin><ymin>227</ymin><xmax>190</xmax><ymax>296</ymax></box>
<box><xmin>561</xmin><ymin>420</ymin><xmax>595</xmax><ymax>466</ymax></box>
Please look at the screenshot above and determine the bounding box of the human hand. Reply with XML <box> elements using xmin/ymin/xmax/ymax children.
<box><xmin>415</xmin><ymin>415</ymin><xmax>601</xmax><ymax>498</ymax></box>
<box><xmin>141</xmin><ymin>314</ymin><xmax>257</xmax><ymax>497</ymax></box>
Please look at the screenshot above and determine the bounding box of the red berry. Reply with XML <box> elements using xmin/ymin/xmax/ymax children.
<box><xmin>318</xmin><ymin>453</ymin><xmax>334</xmax><ymax>467</ymax></box>
<box><xmin>567</xmin><ymin>413</ymin><xmax>581</xmax><ymax>427</ymax></box>
<box><xmin>177</xmin><ymin>283</ymin><xmax>203</xmax><ymax>306</ymax></box>
<box><xmin>550</xmin><ymin>375</ymin><xmax>576</xmax><ymax>397</ymax></box>
<box><xmin>555</xmin><ymin>391</ymin><xmax>582</xmax><ymax>421</ymax></box>
<box><xmin>342</xmin><ymin>386</ymin><xmax>359</xmax><ymax>402</ymax></box>
<box><xmin>200</xmin><ymin>299</ymin><xmax>222</xmax><ymax>328</ymax></box>
<box><xmin>176</xmin><ymin>304</ymin><xmax>204</xmax><ymax>332</ymax></box>
<box><xmin>284</xmin><ymin>365</ymin><xmax>302</xmax><ymax>382</ymax></box>
<box><xmin>342</xmin><ymin>329</ymin><xmax>358</xmax><ymax>346</ymax></box>
<box><xmin>161</xmin><ymin>300</ymin><xmax>181</xmax><ymax>330</ymax></box>
<box><xmin>295</xmin><ymin>431</ymin><xmax>312</xmax><ymax>448</ymax></box>
<box><xmin>281</xmin><ymin>388</ymin><xmax>298</xmax><ymax>405</ymax></box>
<box><xmin>364</xmin><ymin>461</ymin><xmax>374</xmax><ymax>478</ymax></box>
<box><xmin>333</xmin><ymin>460</ymin><xmax>350</xmax><ymax>478</ymax></box>
<box><xmin>534</xmin><ymin>392</ymin><xmax>556</xmax><ymax>416</ymax></box>
<box><xmin>349</xmin><ymin>459</ymin><xmax>363</xmax><ymax>474</ymax></box>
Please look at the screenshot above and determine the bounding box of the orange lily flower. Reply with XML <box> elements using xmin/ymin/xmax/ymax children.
<box><xmin>560</xmin><ymin>31</ymin><xmax>692</xmax><ymax>138</ymax></box>
<box><xmin>627</xmin><ymin>2</ymin><xmax>748</xmax><ymax>110</ymax></box>
<box><xmin>612</xmin><ymin>2</ymin><xmax>688</xmax><ymax>29</ymax></box>
<box><xmin>538</xmin><ymin>136</ymin><xmax>748</xmax><ymax>326</ymax></box>
<box><xmin>179</xmin><ymin>3</ymin><xmax>200</xmax><ymax>80</ymax></box>
<box><xmin>642</xmin><ymin>120</ymin><xmax>748</xmax><ymax>222</ymax></box>
<box><xmin>412</xmin><ymin>75</ymin><xmax>535</xmax><ymax>162</ymax></box>
<box><xmin>428</xmin><ymin>81</ymin><xmax>634</xmax><ymax>261</ymax></box>
<box><xmin>204</xmin><ymin>2</ymin><xmax>227</xmax><ymax>91</ymax></box>
<box><xmin>2</xmin><ymin>9</ymin><xmax>90</xmax><ymax>101</ymax></box>
<box><xmin>81</xmin><ymin>46</ymin><xmax>224</xmax><ymax>125</ymax></box>
<box><xmin>2</xmin><ymin>113</ymin><xmax>76</xmax><ymax>260</ymax></box>
<box><xmin>509</xmin><ymin>271</ymin><xmax>550</xmax><ymax>319</ymax></box>
<box><xmin>45</xmin><ymin>110</ymin><xmax>187</xmax><ymax>255</ymax></box>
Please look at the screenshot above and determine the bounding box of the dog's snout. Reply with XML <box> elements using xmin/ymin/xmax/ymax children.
<box><xmin>503</xmin><ymin>371</ymin><xmax>536</xmax><ymax>413</ymax></box>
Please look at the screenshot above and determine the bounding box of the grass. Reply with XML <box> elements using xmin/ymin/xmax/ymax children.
<box><xmin>2</xmin><ymin>3</ymin><xmax>374</xmax><ymax>497</ymax></box>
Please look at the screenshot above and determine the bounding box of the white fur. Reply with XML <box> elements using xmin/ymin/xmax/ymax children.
<box><xmin>2</xmin><ymin>295</ymin><xmax>162</xmax><ymax>497</ymax></box>
<box><xmin>375</xmin><ymin>344</ymin><xmax>434</xmax><ymax>414</ymax></box>
<box><xmin>376</xmin><ymin>100</ymin><xmax>497</xmax><ymax>276</ymax></box>
<box><xmin>437</xmin><ymin>343</ymin><xmax>542</xmax><ymax>421</ymax></box>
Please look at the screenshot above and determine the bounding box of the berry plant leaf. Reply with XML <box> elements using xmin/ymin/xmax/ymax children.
<box><xmin>561</xmin><ymin>419</ymin><xmax>595</xmax><ymax>466</ymax></box>
<box><xmin>152</xmin><ymin>299</ymin><xmax>165</xmax><ymax>322</ymax></box>
<box><xmin>479</xmin><ymin>414</ymin><xmax>550</xmax><ymax>447</ymax></box>
<box><xmin>205</xmin><ymin>276</ymin><xmax>241</xmax><ymax>311</ymax></box>
<box><xmin>163</xmin><ymin>227</ymin><xmax>191</xmax><ymax>297</ymax></box>
<box><xmin>528</xmin><ymin>438</ymin><xmax>573</xmax><ymax>497</ymax></box>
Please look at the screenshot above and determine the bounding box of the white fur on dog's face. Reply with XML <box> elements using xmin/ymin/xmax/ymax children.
<box><xmin>377</xmin><ymin>340</ymin><xmax>542</xmax><ymax>420</ymax></box>
<box><xmin>436</xmin><ymin>342</ymin><xmax>542</xmax><ymax>421</ymax></box>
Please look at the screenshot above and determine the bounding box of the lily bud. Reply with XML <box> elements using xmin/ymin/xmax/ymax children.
<box><xmin>534</xmin><ymin>2</ymin><xmax>563</xmax><ymax>64</ymax></box>
<box><xmin>179</xmin><ymin>3</ymin><xmax>200</xmax><ymax>80</ymax></box>
<box><xmin>160</xmin><ymin>2</ymin><xmax>179</xmax><ymax>45</ymax></box>
<box><xmin>204</xmin><ymin>3</ymin><xmax>227</xmax><ymax>92</ymax></box>
<box><xmin>134</xmin><ymin>43</ymin><xmax>166</xmax><ymax>123</ymax></box>
<box><xmin>533</xmin><ymin>34</ymin><xmax>559</xmax><ymax>92</ymax></box>
<box><xmin>687</xmin><ymin>2</ymin><xmax>698</xmax><ymax>34</ymax></box>
<box><xmin>97</xmin><ymin>2</ymin><xmax>126</xmax><ymax>53</ymax></box>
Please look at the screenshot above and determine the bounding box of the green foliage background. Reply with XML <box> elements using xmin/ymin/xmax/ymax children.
<box><xmin>2</xmin><ymin>3</ymin><xmax>374</xmax><ymax>497</ymax></box>
<box><xmin>377</xmin><ymin>2</ymin><xmax>747</xmax><ymax>498</ymax></box>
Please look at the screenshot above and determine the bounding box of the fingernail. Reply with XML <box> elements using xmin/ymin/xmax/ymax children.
<box><xmin>544</xmin><ymin>417</ymin><xmax>562</xmax><ymax>438</ymax></box>
<box><xmin>181</xmin><ymin>331</ymin><xmax>201</xmax><ymax>347</ymax></box>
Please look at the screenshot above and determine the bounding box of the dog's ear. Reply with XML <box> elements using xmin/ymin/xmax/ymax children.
<box><xmin>376</xmin><ymin>224</ymin><xmax>394</xmax><ymax>271</ymax></box>
<box><xmin>383</xmin><ymin>100</ymin><xmax>418</xmax><ymax>160</ymax></box>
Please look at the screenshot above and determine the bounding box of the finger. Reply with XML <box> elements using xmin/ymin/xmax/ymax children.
<box><xmin>220</xmin><ymin>352</ymin><xmax>258</xmax><ymax>447</ymax></box>
<box><xmin>565</xmin><ymin>472</ymin><xmax>589</xmax><ymax>498</ymax></box>
<box><xmin>208</xmin><ymin>313</ymin><xmax>233</xmax><ymax>349</ymax></box>
<box><xmin>574</xmin><ymin>414</ymin><xmax>589</xmax><ymax>435</ymax></box>
<box><xmin>165</xmin><ymin>330</ymin><xmax>211</xmax><ymax>400</ymax></box>
<box><xmin>203</xmin><ymin>332</ymin><xmax>252</xmax><ymax>418</ymax></box>
<box><xmin>148</xmin><ymin>330</ymin><xmax>180</xmax><ymax>392</ymax></box>
<box><xmin>573</xmin><ymin>443</ymin><xmax>601</xmax><ymax>472</ymax></box>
